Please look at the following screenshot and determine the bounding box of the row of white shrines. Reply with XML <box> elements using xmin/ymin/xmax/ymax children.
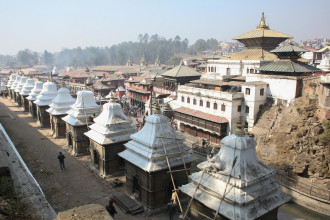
<box><xmin>5</xmin><ymin>73</ymin><xmax>289</xmax><ymax>220</ymax></box>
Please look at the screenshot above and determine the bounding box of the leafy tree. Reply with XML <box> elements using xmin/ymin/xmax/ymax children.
<box><xmin>41</xmin><ymin>50</ymin><xmax>54</xmax><ymax>66</ymax></box>
<box><xmin>16</xmin><ymin>49</ymin><xmax>38</xmax><ymax>67</ymax></box>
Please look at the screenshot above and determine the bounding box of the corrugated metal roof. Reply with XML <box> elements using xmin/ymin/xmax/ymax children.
<box><xmin>259</xmin><ymin>60</ymin><xmax>321</xmax><ymax>73</ymax></box>
<box><xmin>175</xmin><ymin>107</ymin><xmax>228</xmax><ymax>124</ymax></box>
<box><xmin>220</xmin><ymin>49</ymin><xmax>278</xmax><ymax>61</ymax></box>
<box><xmin>271</xmin><ymin>45</ymin><xmax>308</xmax><ymax>53</ymax></box>
<box><xmin>162</xmin><ymin>64</ymin><xmax>201</xmax><ymax>78</ymax></box>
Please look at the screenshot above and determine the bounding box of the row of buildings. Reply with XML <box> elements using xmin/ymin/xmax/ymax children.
<box><xmin>4</xmin><ymin>72</ymin><xmax>290</xmax><ymax>219</ymax></box>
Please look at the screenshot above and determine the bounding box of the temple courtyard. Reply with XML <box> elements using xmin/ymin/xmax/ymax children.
<box><xmin>0</xmin><ymin>97</ymin><xmax>302</xmax><ymax>219</ymax></box>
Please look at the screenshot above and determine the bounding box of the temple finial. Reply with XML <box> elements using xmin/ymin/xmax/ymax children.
<box><xmin>109</xmin><ymin>92</ymin><xmax>115</xmax><ymax>103</ymax></box>
<box><xmin>61</xmin><ymin>81</ymin><xmax>66</xmax><ymax>88</ymax></box>
<box><xmin>234</xmin><ymin>116</ymin><xmax>245</xmax><ymax>136</ymax></box>
<box><xmin>47</xmin><ymin>76</ymin><xmax>51</xmax><ymax>82</ymax></box>
<box><xmin>258</xmin><ymin>11</ymin><xmax>269</xmax><ymax>29</ymax></box>
<box><xmin>84</xmin><ymin>80</ymin><xmax>87</xmax><ymax>89</ymax></box>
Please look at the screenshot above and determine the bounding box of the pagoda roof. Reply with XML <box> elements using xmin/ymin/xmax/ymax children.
<box><xmin>220</xmin><ymin>48</ymin><xmax>279</xmax><ymax>61</ymax></box>
<box><xmin>162</xmin><ymin>63</ymin><xmax>201</xmax><ymax>78</ymax></box>
<box><xmin>47</xmin><ymin>87</ymin><xmax>75</xmax><ymax>115</ymax></box>
<box><xmin>62</xmin><ymin>89</ymin><xmax>100</xmax><ymax>126</ymax></box>
<box><xmin>34</xmin><ymin>81</ymin><xmax>58</xmax><ymax>106</ymax></box>
<box><xmin>20</xmin><ymin>78</ymin><xmax>35</xmax><ymax>96</ymax></box>
<box><xmin>85</xmin><ymin>99</ymin><xmax>136</xmax><ymax>145</ymax></box>
<box><xmin>180</xmin><ymin>125</ymin><xmax>289</xmax><ymax>219</ymax></box>
<box><xmin>271</xmin><ymin>44</ymin><xmax>308</xmax><ymax>53</ymax></box>
<box><xmin>15</xmin><ymin>76</ymin><xmax>28</xmax><ymax>93</ymax></box>
<box><xmin>27</xmin><ymin>81</ymin><xmax>44</xmax><ymax>101</ymax></box>
<box><xmin>119</xmin><ymin>113</ymin><xmax>194</xmax><ymax>173</ymax></box>
<box><xmin>233</xmin><ymin>12</ymin><xmax>292</xmax><ymax>40</ymax></box>
<box><xmin>259</xmin><ymin>60</ymin><xmax>321</xmax><ymax>73</ymax></box>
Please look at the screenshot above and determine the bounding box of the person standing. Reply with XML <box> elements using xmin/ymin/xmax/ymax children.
<box><xmin>167</xmin><ymin>199</ymin><xmax>177</xmax><ymax>220</ymax></box>
<box><xmin>57</xmin><ymin>152</ymin><xmax>65</xmax><ymax>172</ymax></box>
<box><xmin>106</xmin><ymin>200</ymin><xmax>117</xmax><ymax>218</ymax></box>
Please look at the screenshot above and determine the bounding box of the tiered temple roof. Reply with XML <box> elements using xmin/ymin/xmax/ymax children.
<box><xmin>20</xmin><ymin>77</ymin><xmax>35</xmax><ymax>96</ymax></box>
<box><xmin>260</xmin><ymin>43</ymin><xmax>321</xmax><ymax>74</ymax></box>
<box><xmin>119</xmin><ymin>107</ymin><xmax>194</xmax><ymax>172</ymax></box>
<box><xmin>11</xmin><ymin>75</ymin><xmax>21</xmax><ymax>90</ymax></box>
<box><xmin>34</xmin><ymin>80</ymin><xmax>58</xmax><ymax>106</ymax></box>
<box><xmin>179</xmin><ymin>119</ymin><xmax>289</xmax><ymax>219</ymax></box>
<box><xmin>6</xmin><ymin>74</ymin><xmax>17</xmax><ymax>88</ymax></box>
<box><xmin>27</xmin><ymin>80</ymin><xmax>44</xmax><ymax>101</ymax></box>
<box><xmin>162</xmin><ymin>62</ymin><xmax>201</xmax><ymax>78</ymax></box>
<box><xmin>85</xmin><ymin>94</ymin><xmax>136</xmax><ymax>145</ymax></box>
<box><xmin>233</xmin><ymin>12</ymin><xmax>292</xmax><ymax>51</ymax></box>
<box><xmin>15</xmin><ymin>76</ymin><xmax>28</xmax><ymax>93</ymax></box>
<box><xmin>47</xmin><ymin>84</ymin><xmax>75</xmax><ymax>115</ymax></box>
<box><xmin>62</xmin><ymin>88</ymin><xmax>100</xmax><ymax>126</ymax></box>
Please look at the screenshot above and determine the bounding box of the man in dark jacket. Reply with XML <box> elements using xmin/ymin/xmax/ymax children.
<box><xmin>106</xmin><ymin>199</ymin><xmax>117</xmax><ymax>218</ymax></box>
<box><xmin>57</xmin><ymin>152</ymin><xmax>65</xmax><ymax>172</ymax></box>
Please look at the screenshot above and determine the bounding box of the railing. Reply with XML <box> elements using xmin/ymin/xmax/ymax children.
<box><xmin>153</xmin><ymin>87</ymin><xmax>177</xmax><ymax>96</ymax></box>
<box><xmin>274</xmin><ymin>171</ymin><xmax>330</xmax><ymax>202</ymax></box>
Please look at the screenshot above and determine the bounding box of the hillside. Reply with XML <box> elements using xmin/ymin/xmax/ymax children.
<box><xmin>252</xmin><ymin>96</ymin><xmax>329</xmax><ymax>187</ymax></box>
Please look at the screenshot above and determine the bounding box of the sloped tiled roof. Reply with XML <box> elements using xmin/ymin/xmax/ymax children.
<box><xmin>271</xmin><ymin>45</ymin><xmax>308</xmax><ymax>53</ymax></box>
<box><xmin>175</xmin><ymin>107</ymin><xmax>228</xmax><ymax>124</ymax></box>
<box><xmin>93</xmin><ymin>82</ymin><xmax>115</xmax><ymax>90</ymax></box>
<box><xmin>220</xmin><ymin>49</ymin><xmax>279</xmax><ymax>61</ymax></box>
<box><xmin>233</xmin><ymin>28</ymin><xmax>291</xmax><ymax>40</ymax></box>
<box><xmin>162</xmin><ymin>64</ymin><xmax>201</xmax><ymax>78</ymax></box>
<box><xmin>259</xmin><ymin>60</ymin><xmax>321</xmax><ymax>73</ymax></box>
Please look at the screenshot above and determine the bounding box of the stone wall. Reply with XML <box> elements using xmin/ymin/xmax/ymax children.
<box><xmin>65</xmin><ymin>123</ymin><xmax>90</xmax><ymax>156</ymax></box>
<box><xmin>36</xmin><ymin>105</ymin><xmax>50</xmax><ymax>128</ymax></box>
<box><xmin>28</xmin><ymin>100</ymin><xmax>37</xmax><ymax>118</ymax></box>
<box><xmin>124</xmin><ymin>161</ymin><xmax>190</xmax><ymax>214</ymax></box>
<box><xmin>50</xmin><ymin>114</ymin><xmax>66</xmax><ymax>138</ymax></box>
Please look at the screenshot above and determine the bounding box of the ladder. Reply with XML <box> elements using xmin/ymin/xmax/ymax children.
<box><xmin>183</xmin><ymin>154</ymin><xmax>237</xmax><ymax>220</ymax></box>
<box><xmin>156</xmin><ymin>135</ymin><xmax>191</xmax><ymax>214</ymax></box>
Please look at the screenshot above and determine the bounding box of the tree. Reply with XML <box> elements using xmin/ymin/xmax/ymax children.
<box><xmin>143</xmin><ymin>33</ymin><xmax>149</xmax><ymax>44</ymax></box>
<box><xmin>41</xmin><ymin>50</ymin><xmax>54</xmax><ymax>66</ymax></box>
<box><xmin>16</xmin><ymin>49</ymin><xmax>38</xmax><ymax>67</ymax></box>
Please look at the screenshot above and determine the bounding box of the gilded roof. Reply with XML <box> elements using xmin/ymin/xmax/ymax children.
<box><xmin>233</xmin><ymin>28</ymin><xmax>292</xmax><ymax>40</ymax></box>
<box><xmin>162</xmin><ymin>63</ymin><xmax>201</xmax><ymax>78</ymax></box>
<box><xmin>259</xmin><ymin>60</ymin><xmax>321</xmax><ymax>73</ymax></box>
<box><xmin>220</xmin><ymin>49</ymin><xmax>279</xmax><ymax>61</ymax></box>
<box><xmin>233</xmin><ymin>12</ymin><xmax>292</xmax><ymax>40</ymax></box>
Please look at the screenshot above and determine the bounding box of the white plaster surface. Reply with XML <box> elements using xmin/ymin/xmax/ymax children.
<box><xmin>27</xmin><ymin>81</ymin><xmax>44</xmax><ymax>101</ymax></box>
<box><xmin>62</xmin><ymin>89</ymin><xmax>100</xmax><ymax>126</ymax></box>
<box><xmin>47</xmin><ymin>87</ymin><xmax>75</xmax><ymax>115</ymax></box>
<box><xmin>20</xmin><ymin>78</ymin><xmax>35</xmax><ymax>96</ymax></box>
<box><xmin>119</xmin><ymin>113</ymin><xmax>194</xmax><ymax>172</ymax></box>
<box><xmin>6</xmin><ymin>74</ymin><xmax>17</xmax><ymax>87</ymax></box>
<box><xmin>85</xmin><ymin>100</ymin><xmax>136</xmax><ymax>145</ymax></box>
<box><xmin>34</xmin><ymin>81</ymin><xmax>58</xmax><ymax>106</ymax></box>
<box><xmin>10</xmin><ymin>75</ymin><xmax>21</xmax><ymax>90</ymax></box>
<box><xmin>15</xmin><ymin>76</ymin><xmax>28</xmax><ymax>93</ymax></box>
<box><xmin>179</xmin><ymin>132</ymin><xmax>289</xmax><ymax>219</ymax></box>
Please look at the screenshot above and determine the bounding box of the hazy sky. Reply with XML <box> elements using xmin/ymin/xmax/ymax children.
<box><xmin>1</xmin><ymin>0</ymin><xmax>329</xmax><ymax>55</ymax></box>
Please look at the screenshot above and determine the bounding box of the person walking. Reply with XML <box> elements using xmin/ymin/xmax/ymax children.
<box><xmin>167</xmin><ymin>199</ymin><xmax>177</xmax><ymax>220</ymax></box>
<box><xmin>57</xmin><ymin>152</ymin><xmax>65</xmax><ymax>172</ymax></box>
<box><xmin>106</xmin><ymin>199</ymin><xmax>117</xmax><ymax>218</ymax></box>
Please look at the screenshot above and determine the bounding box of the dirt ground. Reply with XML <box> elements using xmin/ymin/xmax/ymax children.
<box><xmin>0</xmin><ymin>97</ymin><xmax>171</xmax><ymax>220</ymax></box>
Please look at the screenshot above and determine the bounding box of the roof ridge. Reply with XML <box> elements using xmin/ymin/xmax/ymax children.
<box><xmin>176</xmin><ymin>63</ymin><xmax>183</xmax><ymax>77</ymax></box>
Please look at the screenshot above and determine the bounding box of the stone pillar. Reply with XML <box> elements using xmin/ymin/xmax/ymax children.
<box><xmin>16</xmin><ymin>92</ymin><xmax>22</xmax><ymax>107</ymax></box>
<box><xmin>36</xmin><ymin>105</ymin><xmax>50</xmax><ymax>127</ymax></box>
<box><xmin>66</xmin><ymin>124</ymin><xmax>90</xmax><ymax>156</ymax></box>
<box><xmin>28</xmin><ymin>100</ymin><xmax>37</xmax><ymax>118</ymax></box>
<box><xmin>50</xmin><ymin>114</ymin><xmax>67</xmax><ymax>138</ymax></box>
<box><xmin>21</xmin><ymin>95</ymin><xmax>29</xmax><ymax>112</ymax></box>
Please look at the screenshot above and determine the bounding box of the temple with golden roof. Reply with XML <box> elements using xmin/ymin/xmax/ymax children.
<box><xmin>205</xmin><ymin>12</ymin><xmax>291</xmax><ymax>80</ymax></box>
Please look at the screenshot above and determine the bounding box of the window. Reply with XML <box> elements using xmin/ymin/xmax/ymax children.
<box><xmin>260</xmin><ymin>88</ymin><xmax>264</xmax><ymax>96</ymax></box>
<box><xmin>200</xmin><ymin>100</ymin><xmax>203</xmax><ymax>106</ymax></box>
<box><xmin>245</xmin><ymin>88</ymin><xmax>250</xmax><ymax>95</ymax></box>
<box><xmin>245</xmin><ymin>106</ymin><xmax>249</xmax><ymax>113</ymax></box>
<box><xmin>221</xmin><ymin>104</ymin><xmax>226</xmax><ymax>112</ymax></box>
<box><xmin>193</xmin><ymin>99</ymin><xmax>196</xmax><ymax>105</ymax></box>
<box><xmin>206</xmin><ymin>101</ymin><xmax>210</xmax><ymax>108</ymax></box>
<box><xmin>250</xmin><ymin>69</ymin><xmax>254</xmax><ymax>73</ymax></box>
<box><xmin>181</xmin><ymin>96</ymin><xmax>185</xmax><ymax>102</ymax></box>
<box><xmin>247</xmin><ymin>68</ymin><xmax>249</xmax><ymax>74</ymax></box>
<box><xmin>237</xmin><ymin>105</ymin><xmax>241</xmax><ymax>112</ymax></box>
<box><xmin>187</xmin><ymin>97</ymin><xmax>190</xmax><ymax>103</ymax></box>
<box><xmin>213</xmin><ymin>103</ymin><xmax>218</xmax><ymax>110</ymax></box>
<box><xmin>226</xmin><ymin>68</ymin><xmax>231</xmax><ymax>75</ymax></box>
